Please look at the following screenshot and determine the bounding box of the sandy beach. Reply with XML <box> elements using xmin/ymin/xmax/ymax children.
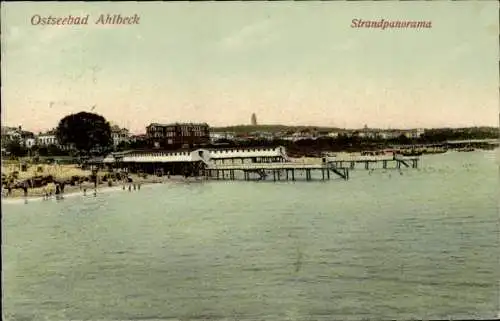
<box><xmin>1</xmin><ymin>174</ymin><xmax>204</xmax><ymax>204</ymax></box>
<box><xmin>1</xmin><ymin>157</ymin><xmax>327</xmax><ymax>201</ymax></box>
<box><xmin>1</xmin><ymin>160</ymin><xmax>204</xmax><ymax>201</ymax></box>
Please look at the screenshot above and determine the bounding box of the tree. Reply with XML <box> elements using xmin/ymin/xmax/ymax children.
<box><xmin>116</xmin><ymin>141</ymin><xmax>131</xmax><ymax>151</ymax></box>
<box><xmin>38</xmin><ymin>146</ymin><xmax>49</xmax><ymax>157</ymax></box>
<box><xmin>56</xmin><ymin>112</ymin><xmax>112</xmax><ymax>155</ymax></box>
<box><xmin>47</xmin><ymin>144</ymin><xmax>69</xmax><ymax>156</ymax></box>
<box><xmin>5</xmin><ymin>139</ymin><xmax>26</xmax><ymax>157</ymax></box>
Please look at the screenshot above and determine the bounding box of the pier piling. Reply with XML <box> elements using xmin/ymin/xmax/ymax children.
<box><xmin>203</xmin><ymin>155</ymin><xmax>419</xmax><ymax>182</ymax></box>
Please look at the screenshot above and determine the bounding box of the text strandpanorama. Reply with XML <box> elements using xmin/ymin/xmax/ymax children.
<box><xmin>351</xmin><ymin>19</ymin><xmax>432</xmax><ymax>30</ymax></box>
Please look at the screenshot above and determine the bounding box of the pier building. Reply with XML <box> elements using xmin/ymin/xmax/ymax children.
<box><xmin>207</xmin><ymin>146</ymin><xmax>289</xmax><ymax>165</ymax></box>
<box><xmin>103</xmin><ymin>148</ymin><xmax>211</xmax><ymax>176</ymax></box>
<box><xmin>102</xmin><ymin>146</ymin><xmax>419</xmax><ymax>181</ymax></box>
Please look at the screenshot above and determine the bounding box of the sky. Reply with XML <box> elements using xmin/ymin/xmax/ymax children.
<box><xmin>1</xmin><ymin>1</ymin><xmax>499</xmax><ymax>134</ymax></box>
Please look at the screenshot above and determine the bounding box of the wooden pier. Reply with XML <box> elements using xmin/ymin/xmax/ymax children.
<box><xmin>102</xmin><ymin>148</ymin><xmax>420</xmax><ymax>182</ymax></box>
<box><xmin>205</xmin><ymin>163</ymin><xmax>349</xmax><ymax>181</ymax></box>
<box><xmin>204</xmin><ymin>156</ymin><xmax>420</xmax><ymax>182</ymax></box>
<box><xmin>328</xmin><ymin>156</ymin><xmax>420</xmax><ymax>170</ymax></box>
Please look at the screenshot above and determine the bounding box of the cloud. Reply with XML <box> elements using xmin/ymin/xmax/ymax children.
<box><xmin>38</xmin><ymin>26</ymin><xmax>74</xmax><ymax>44</ymax></box>
<box><xmin>217</xmin><ymin>19</ymin><xmax>275</xmax><ymax>51</ymax></box>
<box><xmin>2</xmin><ymin>25</ymin><xmax>27</xmax><ymax>54</ymax></box>
<box><xmin>5</xmin><ymin>26</ymin><xmax>22</xmax><ymax>42</ymax></box>
<box><xmin>331</xmin><ymin>39</ymin><xmax>357</xmax><ymax>52</ymax></box>
<box><xmin>448</xmin><ymin>43</ymin><xmax>471</xmax><ymax>60</ymax></box>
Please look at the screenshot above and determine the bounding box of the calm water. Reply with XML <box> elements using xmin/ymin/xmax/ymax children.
<box><xmin>3</xmin><ymin>151</ymin><xmax>499</xmax><ymax>320</ymax></box>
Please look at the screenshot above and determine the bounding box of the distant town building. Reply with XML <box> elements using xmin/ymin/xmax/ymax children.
<box><xmin>130</xmin><ymin>134</ymin><xmax>148</xmax><ymax>143</ymax></box>
<box><xmin>1</xmin><ymin>126</ymin><xmax>37</xmax><ymax>148</ymax></box>
<box><xmin>1</xmin><ymin>126</ymin><xmax>22</xmax><ymax>145</ymax></box>
<box><xmin>1</xmin><ymin>126</ymin><xmax>16</xmax><ymax>134</ymax></box>
<box><xmin>374</xmin><ymin>128</ymin><xmax>424</xmax><ymax>140</ymax></box>
<box><xmin>327</xmin><ymin>131</ymin><xmax>340</xmax><ymax>138</ymax></box>
<box><xmin>404</xmin><ymin>128</ymin><xmax>425</xmax><ymax>139</ymax></box>
<box><xmin>289</xmin><ymin>130</ymin><xmax>315</xmax><ymax>141</ymax></box>
<box><xmin>251</xmin><ymin>113</ymin><xmax>257</xmax><ymax>126</ymax></box>
<box><xmin>110</xmin><ymin>125</ymin><xmax>130</xmax><ymax>147</ymax></box>
<box><xmin>146</xmin><ymin>122</ymin><xmax>210</xmax><ymax>148</ymax></box>
<box><xmin>37</xmin><ymin>131</ymin><xmax>58</xmax><ymax>146</ymax></box>
<box><xmin>250</xmin><ymin>131</ymin><xmax>273</xmax><ymax>140</ymax></box>
<box><xmin>378</xmin><ymin>132</ymin><xmax>392</xmax><ymax>140</ymax></box>
<box><xmin>24</xmin><ymin>137</ymin><xmax>36</xmax><ymax>148</ymax></box>
<box><xmin>210</xmin><ymin>131</ymin><xmax>235</xmax><ymax>143</ymax></box>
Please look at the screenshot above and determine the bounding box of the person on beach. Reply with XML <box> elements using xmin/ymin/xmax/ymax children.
<box><xmin>138</xmin><ymin>183</ymin><xmax>141</xmax><ymax>190</ymax></box>
<box><xmin>83</xmin><ymin>188</ymin><xmax>87</xmax><ymax>196</ymax></box>
<box><xmin>93</xmin><ymin>189</ymin><xmax>97</xmax><ymax>197</ymax></box>
<box><xmin>133</xmin><ymin>184</ymin><xmax>136</xmax><ymax>190</ymax></box>
<box><xmin>128</xmin><ymin>185</ymin><xmax>131</xmax><ymax>192</ymax></box>
<box><xmin>22</xmin><ymin>183</ymin><xmax>28</xmax><ymax>198</ymax></box>
<box><xmin>55</xmin><ymin>184</ymin><xmax>61</xmax><ymax>199</ymax></box>
<box><xmin>7</xmin><ymin>184</ymin><xmax>12</xmax><ymax>197</ymax></box>
<box><xmin>46</xmin><ymin>182</ymin><xmax>55</xmax><ymax>198</ymax></box>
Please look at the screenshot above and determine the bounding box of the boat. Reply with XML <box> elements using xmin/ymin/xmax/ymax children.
<box><xmin>400</xmin><ymin>150</ymin><xmax>423</xmax><ymax>157</ymax></box>
<box><xmin>423</xmin><ymin>148</ymin><xmax>448</xmax><ymax>154</ymax></box>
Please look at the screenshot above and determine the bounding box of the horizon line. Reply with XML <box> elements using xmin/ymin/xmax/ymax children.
<box><xmin>3</xmin><ymin>123</ymin><xmax>498</xmax><ymax>136</ymax></box>
<box><xmin>211</xmin><ymin>123</ymin><xmax>499</xmax><ymax>129</ymax></box>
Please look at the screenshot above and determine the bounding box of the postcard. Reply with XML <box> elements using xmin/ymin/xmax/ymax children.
<box><xmin>2</xmin><ymin>1</ymin><xmax>499</xmax><ymax>320</ymax></box>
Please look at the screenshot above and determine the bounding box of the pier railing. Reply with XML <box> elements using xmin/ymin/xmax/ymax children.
<box><xmin>205</xmin><ymin>163</ymin><xmax>349</xmax><ymax>181</ymax></box>
<box><xmin>207</xmin><ymin>163</ymin><xmax>326</xmax><ymax>170</ymax></box>
<box><xmin>205</xmin><ymin>155</ymin><xmax>420</xmax><ymax>182</ymax></box>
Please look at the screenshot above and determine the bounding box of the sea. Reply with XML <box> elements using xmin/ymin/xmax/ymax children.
<box><xmin>2</xmin><ymin>150</ymin><xmax>499</xmax><ymax>321</ymax></box>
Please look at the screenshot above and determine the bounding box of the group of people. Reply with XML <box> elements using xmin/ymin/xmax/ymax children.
<box><xmin>123</xmin><ymin>182</ymin><xmax>142</xmax><ymax>192</ymax></box>
<box><xmin>42</xmin><ymin>181</ymin><xmax>66</xmax><ymax>200</ymax></box>
<box><xmin>2</xmin><ymin>183</ymin><xmax>15</xmax><ymax>197</ymax></box>
<box><xmin>2</xmin><ymin>176</ymin><xmax>148</xmax><ymax>201</ymax></box>
<box><xmin>3</xmin><ymin>181</ymin><xmax>45</xmax><ymax>199</ymax></box>
<box><xmin>1</xmin><ymin>180</ymin><xmax>67</xmax><ymax>201</ymax></box>
<box><xmin>78</xmin><ymin>178</ymin><xmax>142</xmax><ymax>197</ymax></box>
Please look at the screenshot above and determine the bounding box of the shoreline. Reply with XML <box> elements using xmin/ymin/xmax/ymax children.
<box><xmin>1</xmin><ymin>182</ymin><xmax>164</xmax><ymax>205</ymax></box>
<box><xmin>3</xmin><ymin>149</ymin><xmax>493</xmax><ymax>203</ymax></box>
<box><xmin>1</xmin><ymin>175</ymin><xmax>204</xmax><ymax>203</ymax></box>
